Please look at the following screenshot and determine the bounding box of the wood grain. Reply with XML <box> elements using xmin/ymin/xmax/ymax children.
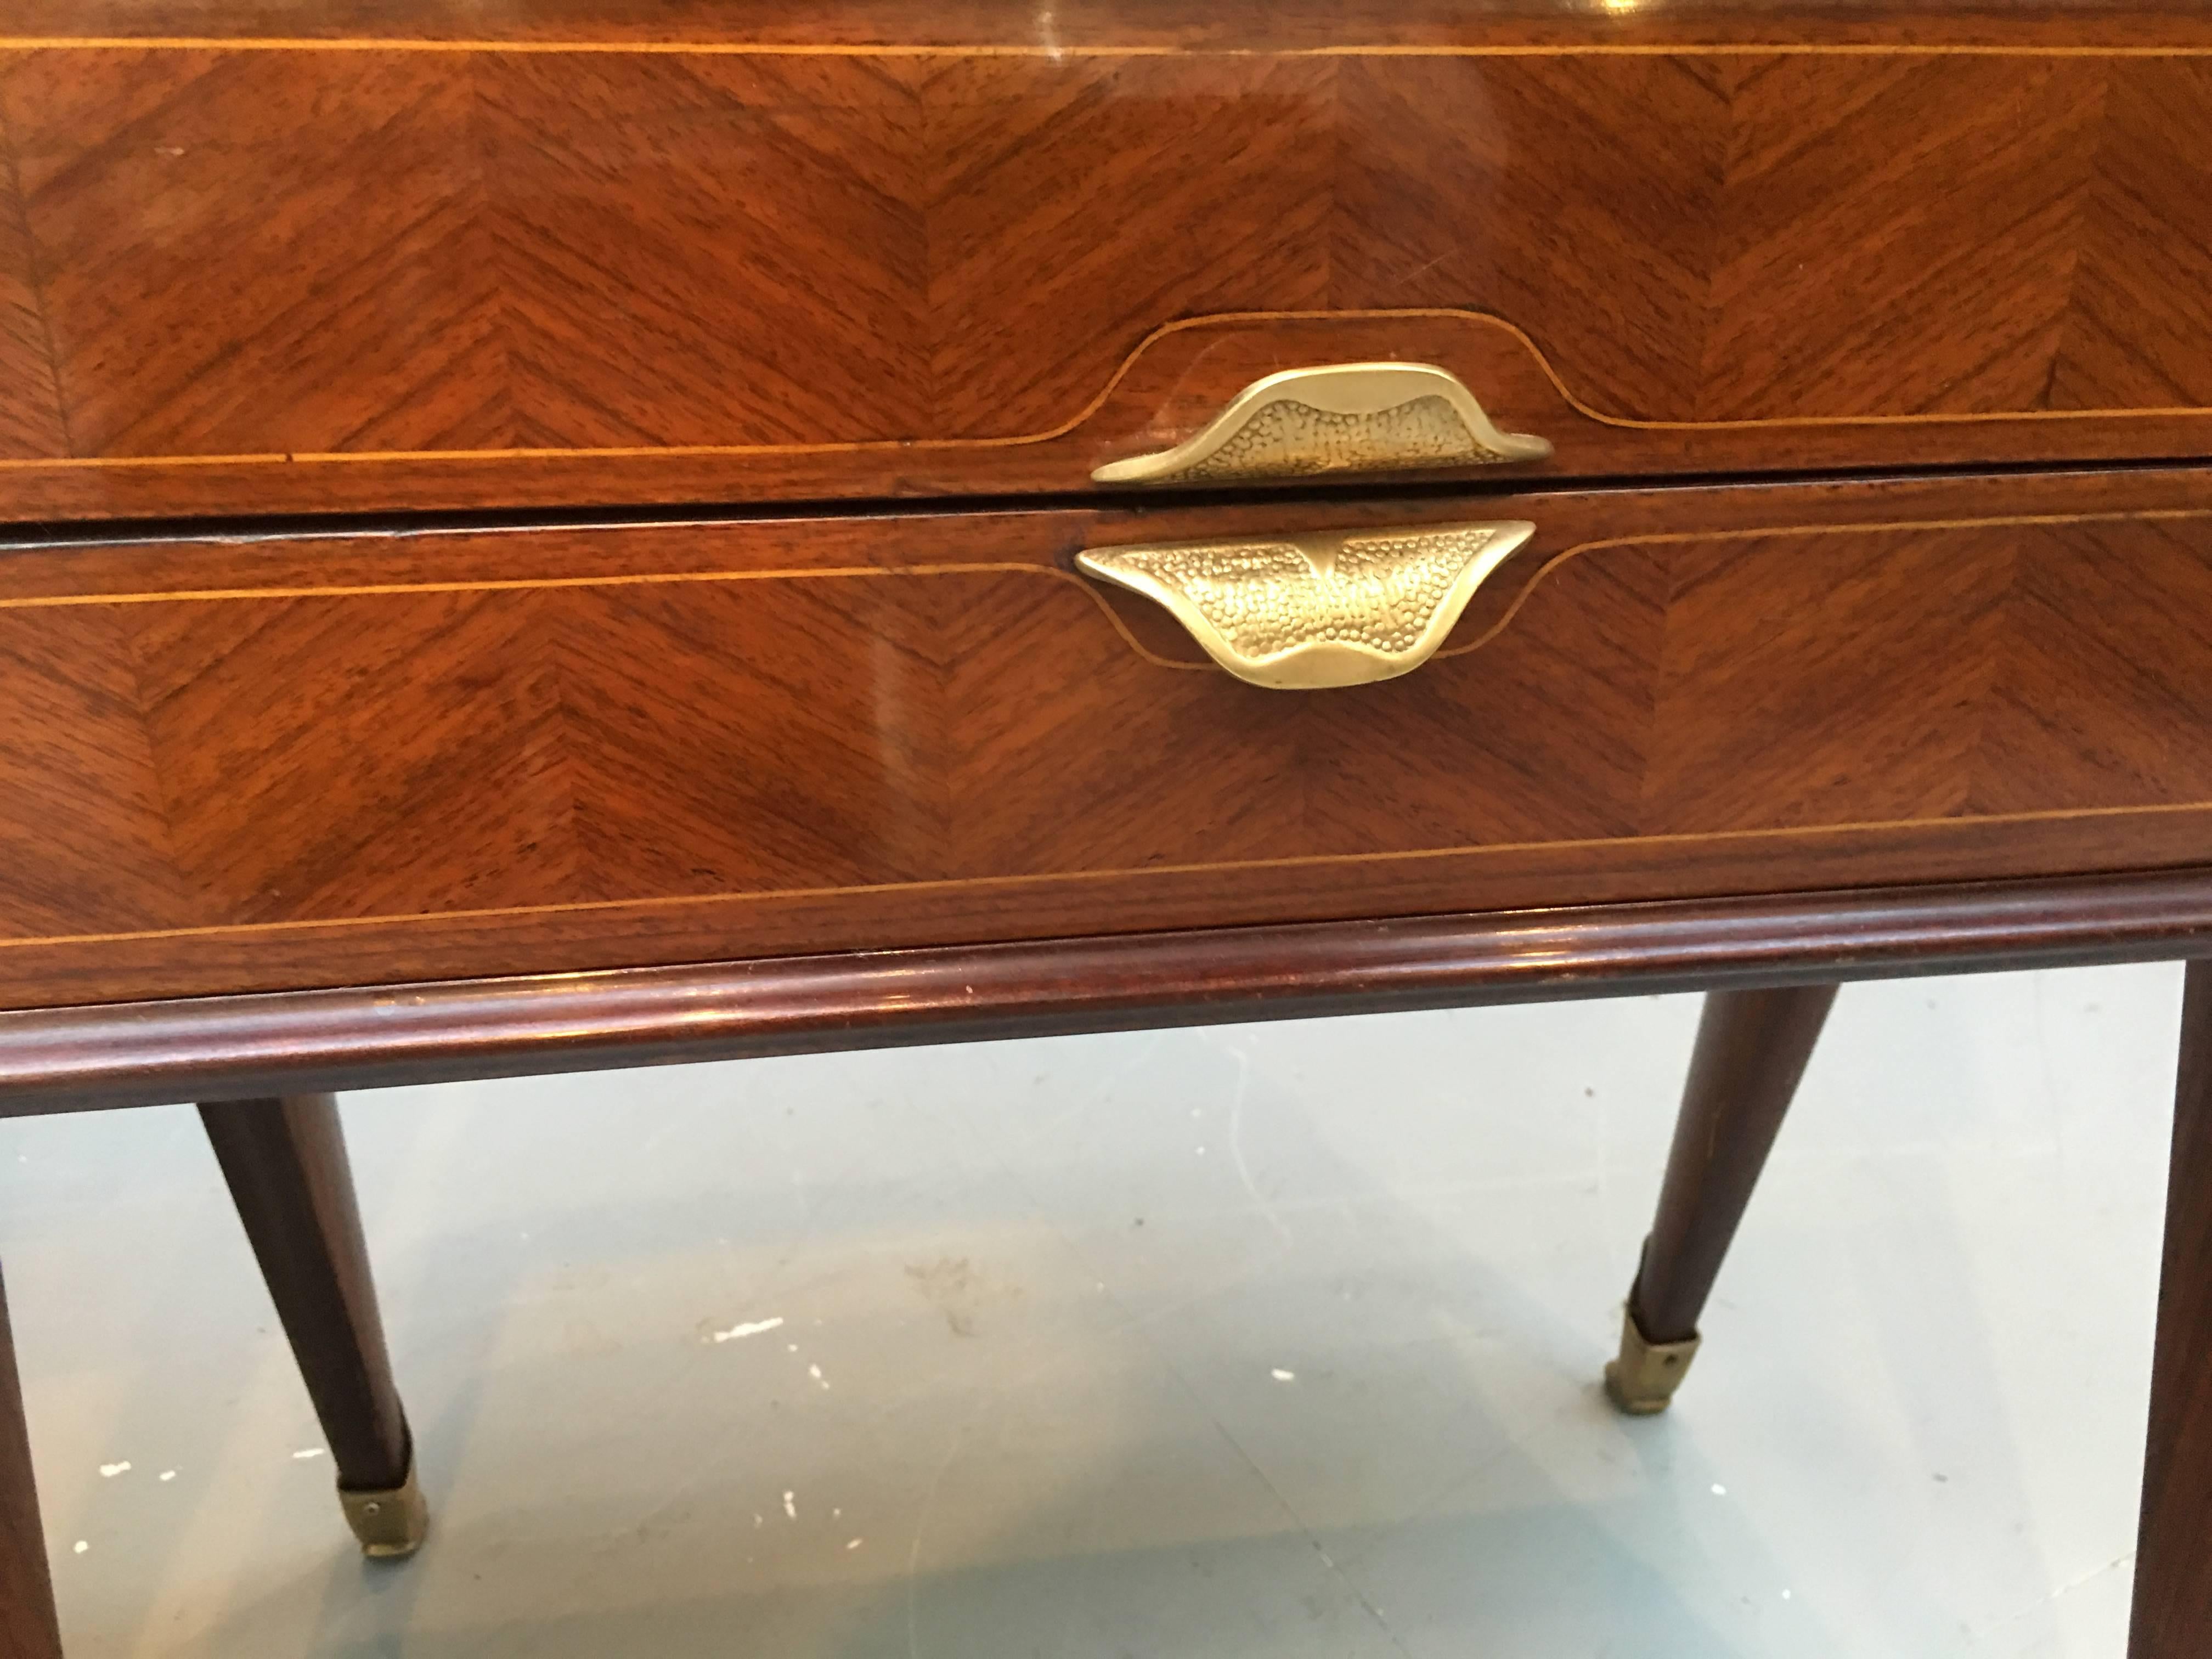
<box><xmin>4</xmin><ymin>469</ymin><xmax>2212</xmax><ymax>1008</ymax></box>
<box><xmin>4</xmin><ymin>43</ymin><xmax>2212</xmax><ymax>517</ymax></box>
<box><xmin>12</xmin><ymin>310</ymin><xmax>2212</xmax><ymax>523</ymax></box>
<box><xmin>1630</xmin><ymin>984</ymin><xmax>1839</xmax><ymax>1344</ymax></box>
<box><xmin>2132</xmin><ymin>957</ymin><xmax>2212</xmax><ymax>1658</ymax></box>
<box><xmin>0</xmin><ymin>107</ymin><xmax>65</xmax><ymax>466</ymax></box>
<box><xmin>200</xmin><ymin>1095</ymin><xmax>413</xmax><ymax>1494</ymax></box>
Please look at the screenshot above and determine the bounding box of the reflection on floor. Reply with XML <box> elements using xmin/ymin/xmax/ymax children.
<box><xmin>0</xmin><ymin>963</ymin><xmax>2179</xmax><ymax>1658</ymax></box>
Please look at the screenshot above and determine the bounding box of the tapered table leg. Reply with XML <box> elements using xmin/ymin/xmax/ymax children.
<box><xmin>0</xmin><ymin>1261</ymin><xmax>63</xmax><ymax>1659</ymax></box>
<box><xmin>199</xmin><ymin>1094</ymin><xmax>425</xmax><ymax>1558</ymax></box>
<box><xmin>1606</xmin><ymin>983</ymin><xmax>1840</xmax><ymax>1413</ymax></box>
<box><xmin>2129</xmin><ymin>960</ymin><xmax>2212</xmax><ymax>1655</ymax></box>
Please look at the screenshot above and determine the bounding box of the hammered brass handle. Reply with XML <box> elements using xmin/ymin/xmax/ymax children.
<box><xmin>1091</xmin><ymin>362</ymin><xmax>1551</xmax><ymax>487</ymax></box>
<box><xmin>1077</xmin><ymin>521</ymin><xmax>1536</xmax><ymax>690</ymax></box>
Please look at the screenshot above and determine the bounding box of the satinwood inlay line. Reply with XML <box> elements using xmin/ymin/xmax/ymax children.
<box><xmin>5</xmin><ymin>800</ymin><xmax>2212</xmax><ymax>955</ymax></box>
<box><xmin>4</xmin><ymin>503</ymin><xmax>2211</xmax><ymax>955</ymax></box>
<box><xmin>10</xmin><ymin>41</ymin><xmax>2212</xmax><ymax>58</ymax></box>
<box><xmin>7</xmin><ymin>504</ymin><xmax>2205</xmax><ymax>674</ymax></box>
<box><xmin>0</xmin><ymin>307</ymin><xmax>2207</xmax><ymax>480</ymax></box>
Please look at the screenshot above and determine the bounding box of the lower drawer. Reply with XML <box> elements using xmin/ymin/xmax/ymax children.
<box><xmin>5</xmin><ymin>468</ymin><xmax>2211</xmax><ymax>1009</ymax></box>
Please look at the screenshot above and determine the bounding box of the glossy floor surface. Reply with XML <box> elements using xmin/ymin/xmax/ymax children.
<box><xmin>0</xmin><ymin>963</ymin><xmax>2181</xmax><ymax>1657</ymax></box>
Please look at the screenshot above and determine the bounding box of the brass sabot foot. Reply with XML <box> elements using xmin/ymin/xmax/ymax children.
<box><xmin>1603</xmin><ymin>1306</ymin><xmax>1701</xmax><ymax>1416</ymax></box>
<box><xmin>340</xmin><ymin>1458</ymin><xmax>428</xmax><ymax>1559</ymax></box>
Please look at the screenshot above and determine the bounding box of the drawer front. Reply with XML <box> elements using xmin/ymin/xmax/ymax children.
<box><xmin>4</xmin><ymin>470</ymin><xmax>2212</xmax><ymax>1007</ymax></box>
<box><xmin>4</xmin><ymin>40</ymin><xmax>2212</xmax><ymax>518</ymax></box>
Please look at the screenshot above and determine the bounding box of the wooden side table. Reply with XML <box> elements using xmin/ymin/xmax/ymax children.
<box><xmin>8</xmin><ymin>6</ymin><xmax>2212</xmax><ymax>1652</ymax></box>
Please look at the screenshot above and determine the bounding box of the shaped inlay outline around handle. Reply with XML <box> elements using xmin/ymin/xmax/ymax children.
<box><xmin>1077</xmin><ymin>520</ymin><xmax>1538</xmax><ymax>690</ymax></box>
<box><xmin>1090</xmin><ymin>362</ymin><xmax>1553</xmax><ymax>487</ymax></box>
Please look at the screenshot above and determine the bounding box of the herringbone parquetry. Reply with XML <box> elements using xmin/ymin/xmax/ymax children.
<box><xmin>4</xmin><ymin>49</ymin><xmax>2212</xmax><ymax>461</ymax></box>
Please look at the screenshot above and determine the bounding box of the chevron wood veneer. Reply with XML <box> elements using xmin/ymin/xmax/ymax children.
<box><xmin>2</xmin><ymin>467</ymin><xmax>2209</xmax><ymax>1009</ymax></box>
<box><xmin>4</xmin><ymin>42</ymin><xmax>2212</xmax><ymax>515</ymax></box>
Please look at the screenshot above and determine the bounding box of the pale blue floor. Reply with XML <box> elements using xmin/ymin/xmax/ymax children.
<box><xmin>0</xmin><ymin>964</ymin><xmax>2181</xmax><ymax>1657</ymax></box>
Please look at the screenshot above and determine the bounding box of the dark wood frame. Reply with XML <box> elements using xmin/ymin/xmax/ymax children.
<box><xmin>198</xmin><ymin>1094</ymin><xmax>424</xmax><ymax>1555</ymax></box>
<box><xmin>2136</xmin><ymin>956</ymin><xmax>2212</xmax><ymax>1651</ymax></box>
<box><xmin>1604</xmin><ymin>983</ymin><xmax>1841</xmax><ymax>1414</ymax></box>
<box><xmin>3</xmin><ymin>866</ymin><xmax>2209</xmax><ymax>1656</ymax></box>
<box><xmin>8</xmin><ymin>866</ymin><xmax>2212</xmax><ymax>1115</ymax></box>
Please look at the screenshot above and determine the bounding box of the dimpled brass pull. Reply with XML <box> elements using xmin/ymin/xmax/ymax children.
<box><xmin>1077</xmin><ymin>521</ymin><xmax>1536</xmax><ymax>690</ymax></box>
<box><xmin>1091</xmin><ymin>363</ymin><xmax>1551</xmax><ymax>486</ymax></box>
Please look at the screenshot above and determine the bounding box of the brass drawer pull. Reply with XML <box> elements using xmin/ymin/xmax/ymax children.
<box><xmin>1078</xmin><ymin>520</ymin><xmax>1535</xmax><ymax>690</ymax></box>
<box><xmin>1091</xmin><ymin>362</ymin><xmax>1551</xmax><ymax>487</ymax></box>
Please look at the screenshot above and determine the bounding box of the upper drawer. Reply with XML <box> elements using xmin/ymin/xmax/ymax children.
<box><xmin>3</xmin><ymin>38</ymin><xmax>2212</xmax><ymax>519</ymax></box>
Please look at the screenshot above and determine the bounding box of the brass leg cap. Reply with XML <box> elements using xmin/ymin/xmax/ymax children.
<box><xmin>340</xmin><ymin>1463</ymin><xmax>428</xmax><ymax>1559</ymax></box>
<box><xmin>1603</xmin><ymin>1307</ymin><xmax>1701</xmax><ymax>1416</ymax></box>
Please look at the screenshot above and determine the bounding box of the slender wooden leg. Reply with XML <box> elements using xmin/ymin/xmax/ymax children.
<box><xmin>0</xmin><ymin>1262</ymin><xmax>63</xmax><ymax>1659</ymax></box>
<box><xmin>2129</xmin><ymin>960</ymin><xmax>2212</xmax><ymax>1656</ymax></box>
<box><xmin>199</xmin><ymin>1094</ymin><xmax>426</xmax><ymax>1558</ymax></box>
<box><xmin>1606</xmin><ymin>983</ymin><xmax>1839</xmax><ymax>1414</ymax></box>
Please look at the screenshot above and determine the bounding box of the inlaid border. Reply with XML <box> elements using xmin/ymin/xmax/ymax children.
<box><xmin>2</xmin><ymin>308</ymin><xmax>2207</xmax><ymax>482</ymax></box>
<box><xmin>9</xmin><ymin>41</ymin><xmax>2212</xmax><ymax>57</ymax></box>
<box><xmin>3</xmin><ymin>504</ymin><xmax>2207</xmax><ymax>954</ymax></box>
